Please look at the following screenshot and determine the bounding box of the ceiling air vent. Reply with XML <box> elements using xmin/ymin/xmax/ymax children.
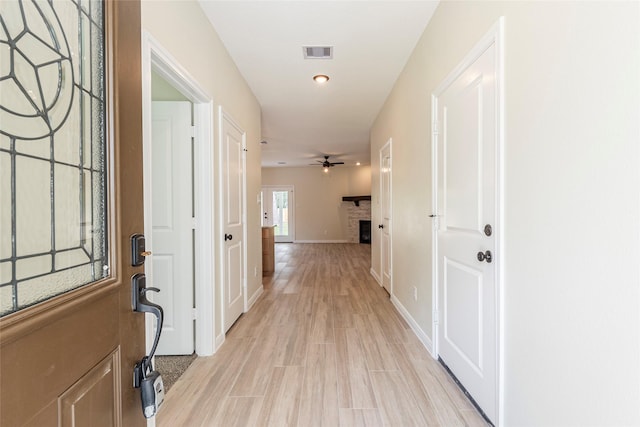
<box><xmin>303</xmin><ymin>46</ymin><xmax>333</xmax><ymax>60</ymax></box>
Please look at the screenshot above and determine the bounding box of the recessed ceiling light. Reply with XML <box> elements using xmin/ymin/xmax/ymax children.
<box><xmin>313</xmin><ymin>74</ymin><xmax>329</xmax><ymax>83</ymax></box>
<box><xmin>278</xmin><ymin>162</ymin><xmax>286</xmax><ymax>165</ymax></box>
<box><xmin>356</xmin><ymin>162</ymin><xmax>361</xmax><ymax>166</ymax></box>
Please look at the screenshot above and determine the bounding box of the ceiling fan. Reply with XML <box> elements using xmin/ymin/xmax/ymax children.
<box><xmin>312</xmin><ymin>155</ymin><xmax>345</xmax><ymax>168</ymax></box>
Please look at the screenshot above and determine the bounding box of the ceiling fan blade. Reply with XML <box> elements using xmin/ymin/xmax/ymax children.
<box><xmin>330</xmin><ymin>162</ymin><xmax>345</xmax><ymax>165</ymax></box>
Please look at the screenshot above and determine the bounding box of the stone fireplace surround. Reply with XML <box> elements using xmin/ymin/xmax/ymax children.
<box><xmin>346</xmin><ymin>200</ymin><xmax>371</xmax><ymax>243</ymax></box>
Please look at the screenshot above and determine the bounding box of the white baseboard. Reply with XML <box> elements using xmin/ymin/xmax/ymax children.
<box><xmin>294</xmin><ymin>240</ymin><xmax>350</xmax><ymax>243</ymax></box>
<box><xmin>370</xmin><ymin>268</ymin><xmax>382</xmax><ymax>285</ymax></box>
<box><xmin>247</xmin><ymin>284</ymin><xmax>264</xmax><ymax>310</ymax></box>
<box><xmin>214</xmin><ymin>332</ymin><xmax>225</xmax><ymax>352</ymax></box>
<box><xmin>390</xmin><ymin>295</ymin><xmax>433</xmax><ymax>354</ymax></box>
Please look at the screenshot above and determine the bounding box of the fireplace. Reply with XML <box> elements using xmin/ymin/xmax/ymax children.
<box><xmin>359</xmin><ymin>220</ymin><xmax>371</xmax><ymax>244</ymax></box>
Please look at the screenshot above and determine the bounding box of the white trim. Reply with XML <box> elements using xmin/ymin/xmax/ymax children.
<box><xmin>293</xmin><ymin>240</ymin><xmax>350</xmax><ymax>244</ymax></box>
<box><xmin>242</xmin><ymin>131</ymin><xmax>248</xmax><ymax>313</ymax></box>
<box><xmin>430</xmin><ymin>18</ymin><xmax>505</xmax><ymax>426</ymax></box>
<box><xmin>141</xmin><ymin>31</ymin><xmax>215</xmax><ymax>358</ymax></box>
<box><xmin>391</xmin><ymin>295</ymin><xmax>433</xmax><ymax>354</ymax></box>
<box><xmin>215</xmin><ymin>332</ymin><xmax>225</xmax><ymax>350</ymax></box>
<box><xmin>430</xmin><ymin>91</ymin><xmax>439</xmax><ymax>360</ymax></box>
<box><xmin>193</xmin><ymin>103</ymin><xmax>215</xmax><ymax>357</ymax></box>
<box><xmin>369</xmin><ymin>267</ymin><xmax>382</xmax><ymax>285</ymax></box>
<box><xmin>247</xmin><ymin>285</ymin><xmax>264</xmax><ymax>310</ymax></box>
<box><xmin>495</xmin><ymin>17</ymin><xmax>506</xmax><ymax>427</ymax></box>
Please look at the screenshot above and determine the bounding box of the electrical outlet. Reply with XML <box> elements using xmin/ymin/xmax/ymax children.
<box><xmin>413</xmin><ymin>286</ymin><xmax>418</xmax><ymax>301</ymax></box>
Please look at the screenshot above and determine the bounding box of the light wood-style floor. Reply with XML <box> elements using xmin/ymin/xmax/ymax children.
<box><xmin>157</xmin><ymin>243</ymin><xmax>487</xmax><ymax>426</ymax></box>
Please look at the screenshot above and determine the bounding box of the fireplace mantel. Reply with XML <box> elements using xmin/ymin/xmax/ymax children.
<box><xmin>342</xmin><ymin>195</ymin><xmax>371</xmax><ymax>206</ymax></box>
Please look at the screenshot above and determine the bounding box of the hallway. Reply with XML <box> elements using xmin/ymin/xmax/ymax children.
<box><xmin>157</xmin><ymin>243</ymin><xmax>487</xmax><ymax>426</ymax></box>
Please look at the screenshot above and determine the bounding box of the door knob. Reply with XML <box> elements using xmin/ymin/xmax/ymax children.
<box><xmin>477</xmin><ymin>250</ymin><xmax>492</xmax><ymax>263</ymax></box>
<box><xmin>225</xmin><ymin>233</ymin><xmax>233</xmax><ymax>241</ymax></box>
<box><xmin>378</xmin><ymin>224</ymin><xmax>384</xmax><ymax>229</ymax></box>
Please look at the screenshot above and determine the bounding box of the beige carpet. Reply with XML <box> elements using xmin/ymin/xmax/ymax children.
<box><xmin>155</xmin><ymin>353</ymin><xmax>197</xmax><ymax>392</ymax></box>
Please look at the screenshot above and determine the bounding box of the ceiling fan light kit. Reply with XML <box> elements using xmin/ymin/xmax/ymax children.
<box><xmin>313</xmin><ymin>74</ymin><xmax>330</xmax><ymax>83</ymax></box>
<box><xmin>312</xmin><ymin>155</ymin><xmax>345</xmax><ymax>171</ymax></box>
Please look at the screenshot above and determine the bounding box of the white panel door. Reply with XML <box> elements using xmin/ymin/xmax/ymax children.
<box><xmin>151</xmin><ymin>101</ymin><xmax>194</xmax><ymax>355</ymax></box>
<box><xmin>435</xmin><ymin>40</ymin><xmax>498</xmax><ymax>422</ymax></box>
<box><xmin>380</xmin><ymin>140</ymin><xmax>392</xmax><ymax>293</ymax></box>
<box><xmin>221</xmin><ymin>112</ymin><xmax>245</xmax><ymax>332</ymax></box>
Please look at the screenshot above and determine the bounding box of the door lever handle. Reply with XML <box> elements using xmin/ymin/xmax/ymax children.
<box><xmin>378</xmin><ymin>224</ymin><xmax>384</xmax><ymax>229</ymax></box>
<box><xmin>225</xmin><ymin>233</ymin><xmax>233</xmax><ymax>241</ymax></box>
<box><xmin>132</xmin><ymin>274</ymin><xmax>164</xmax><ymax>359</ymax></box>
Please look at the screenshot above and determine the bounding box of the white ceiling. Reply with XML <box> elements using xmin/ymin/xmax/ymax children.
<box><xmin>199</xmin><ymin>1</ymin><xmax>439</xmax><ymax>167</ymax></box>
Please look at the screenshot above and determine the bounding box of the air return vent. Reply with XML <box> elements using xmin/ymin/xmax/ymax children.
<box><xmin>303</xmin><ymin>46</ymin><xmax>333</xmax><ymax>59</ymax></box>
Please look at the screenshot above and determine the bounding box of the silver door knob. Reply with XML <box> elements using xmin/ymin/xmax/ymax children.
<box><xmin>477</xmin><ymin>250</ymin><xmax>492</xmax><ymax>263</ymax></box>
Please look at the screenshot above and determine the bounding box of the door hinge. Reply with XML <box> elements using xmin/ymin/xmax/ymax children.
<box><xmin>432</xmin><ymin>120</ymin><xmax>439</xmax><ymax>136</ymax></box>
<box><xmin>191</xmin><ymin>217</ymin><xmax>196</xmax><ymax>229</ymax></box>
<box><xmin>433</xmin><ymin>310</ymin><xmax>440</xmax><ymax>325</ymax></box>
<box><xmin>192</xmin><ymin>308</ymin><xmax>197</xmax><ymax>320</ymax></box>
<box><xmin>191</xmin><ymin>126</ymin><xmax>196</xmax><ymax>138</ymax></box>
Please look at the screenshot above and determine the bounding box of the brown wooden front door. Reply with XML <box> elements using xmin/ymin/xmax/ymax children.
<box><xmin>0</xmin><ymin>1</ymin><xmax>146</xmax><ymax>425</ymax></box>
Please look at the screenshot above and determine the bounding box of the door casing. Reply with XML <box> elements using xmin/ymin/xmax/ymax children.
<box><xmin>141</xmin><ymin>32</ymin><xmax>215</xmax><ymax>357</ymax></box>
<box><xmin>431</xmin><ymin>17</ymin><xmax>505</xmax><ymax>426</ymax></box>
<box><xmin>380</xmin><ymin>139</ymin><xmax>392</xmax><ymax>294</ymax></box>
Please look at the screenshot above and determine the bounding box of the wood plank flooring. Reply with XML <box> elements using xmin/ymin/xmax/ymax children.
<box><xmin>157</xmin><ymin>243</ymin><xmax>487</xmax><ymax>427</ymax></box>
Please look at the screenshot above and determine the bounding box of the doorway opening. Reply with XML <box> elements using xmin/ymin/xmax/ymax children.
<box><xmin>141</xmin><ymin>33</ymin><xmax>216</xmax><ymax>391</ymax></box>
<box><xmin>261</xmin><ymin>186</ymin><xmax>295</xmax><ymax>243</ymax></box>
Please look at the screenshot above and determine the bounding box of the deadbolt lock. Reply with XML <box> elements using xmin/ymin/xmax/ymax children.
<box><xmin>484</xmin><ymin>224</ymin><xmax>492</xmax><ymax>237</ymax></box>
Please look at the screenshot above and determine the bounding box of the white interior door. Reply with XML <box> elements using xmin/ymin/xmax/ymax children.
<box><xmin>434</xmin><ymin>35</ymin><xmax>499</xmax><ymax>423</ymax></box>
<box><xmin>221</xmin><ymin>111</ymin><xmax>245</xmax><ymax>332</ymax></box>
<box><xmin>262</xmin><ymin>186</ymin><xmax>294</xmax><ymax>243</ymax></box>
<box><xmin>150</xmin><ymin>101</ymin><xmax>194</xmax><ymax>355</ymax></box>
<box><xmin>380</xmin><ymin>140</ymin><xmax>392</xmax><ymax>293</ymax></box>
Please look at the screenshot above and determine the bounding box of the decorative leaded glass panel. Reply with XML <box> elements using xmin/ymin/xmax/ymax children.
<box><xmin>0</xmin><ymin>0</ymin><xmax>108</xmax><ymax>316</ymax></box>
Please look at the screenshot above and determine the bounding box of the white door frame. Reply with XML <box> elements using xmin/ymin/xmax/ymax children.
<box><xmin>218</xmin><ymin>107</ymin><xmax>248</xmax><ymax>329</ymax></box>
<box><xmin>262</xmin><ymin>185</ymin><xmax>295</xmax><ymax>242</ymax></box>
<box><xmin>142</xmin><ymin>32</ymin><xmax>215</xmax><ymax>357</ymax></box>
<box><xmin>430</xmin><ymin>18</ymin><xmax>505</xmax><ymax>425</ymax></box>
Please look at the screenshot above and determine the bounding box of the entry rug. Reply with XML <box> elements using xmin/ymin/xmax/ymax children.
<box><xmin>155</xmin><ymin>353</ymin><xmax>197</xmax><ymax>392</ymax></box>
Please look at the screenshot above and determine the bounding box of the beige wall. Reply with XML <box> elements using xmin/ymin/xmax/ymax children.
<box><xmin>141</xmin><ymin>1</ymin><xmax>262</xmax><ymax>344</ymax></box>
<box><xmin>262</xmin><ymin>166</ymin><xmax>371</xmax><ymax>241</ymax></box>
<box><xmin>371</xmin><ymin>1</ymin><xmax>640</xmax><ymax>425</ymax></box>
